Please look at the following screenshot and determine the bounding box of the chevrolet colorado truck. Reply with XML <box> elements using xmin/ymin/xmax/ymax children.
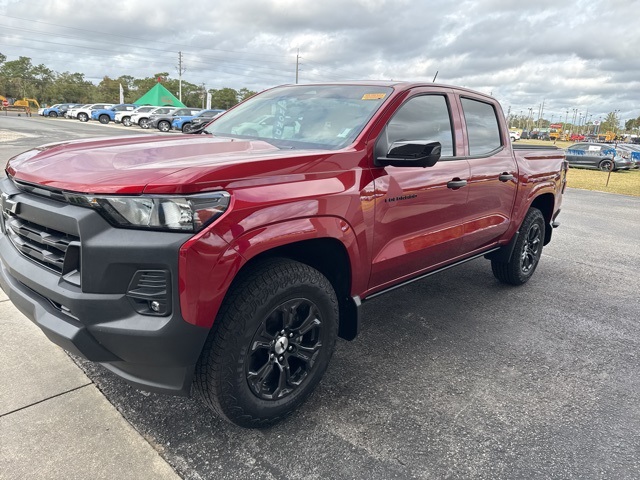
<box><xmin>0</xmin><ymin>82</ymin><xmax>567</xmax><ymax>428</ymax></box>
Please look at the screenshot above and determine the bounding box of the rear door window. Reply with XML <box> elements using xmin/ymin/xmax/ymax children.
<box><xmin>461</xmin><ymin>98</ymin><xmax>502</xmax><ymax>156</ymax></box>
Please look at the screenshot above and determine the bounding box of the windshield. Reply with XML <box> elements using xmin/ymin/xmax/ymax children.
<box><xmin>205</xmin><ymin>85</ymin><xmax>393</xmax><ymax>150</ymax></box>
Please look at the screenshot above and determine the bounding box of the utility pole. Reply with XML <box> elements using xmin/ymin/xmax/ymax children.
<box><xmin>539</xmin><ymin>99</ymin><xmax>545</xmax><ymax>128</ymax></box>
<box><xmin>201</xmin><ymin>83</ymin><xmax>206</xmax><ymax>109</ymax></box>
<box><xmin>177</xmin><ymin>51</ymin><xmax>186</xmax><ymax>102</ymax></box>
<box><xmin>295</xmin><ymin>49</ymin><xmax>300</xmax><ymax>84</ymax></box>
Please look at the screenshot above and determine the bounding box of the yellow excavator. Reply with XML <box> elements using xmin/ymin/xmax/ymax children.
<box><xmin>14</xmin><ymin>98</ymin><xmax>40</xmax><ymax>110</ymax></box>
<box><xmin>1</xmin><ymin>96</ymin><xmax>40</xmax><ymax>115</ymax></box>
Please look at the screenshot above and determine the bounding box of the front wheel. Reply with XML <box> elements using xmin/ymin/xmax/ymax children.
<box><xmin>122</xmin><ymin>116</ymin><xmax>132</xmax><ymax>127</ymax></box>
<box><xmin>194</xmin><ymin>259</ymin><xmax>338</xmax><ymax>428</ymax></box>
<box><xmin>158</xmin><ymin>120</ymin><xmax>171</xmax><ymax>132</ymax></box>
<box><xmin>139</xmin><ymin>118</ymin><xmax>149</xmax><ymax>129</ymax></box>
<box><xmin>48</xmin><ymin>111</ymin><xmax>58</xmax><ymax>118</ymax></box>
<box><xmin>182</xmin><ymin>123</ymin><xmax>192</xmax><ymax>133</ymax></box>
<box><xmin>99</xmin><ymin>114</ymin><xmax>110</xmax><ymax>124</ymax></box>
<box><xmin>491</xmin><ymin>207</ymin><xmax>545</xmax><ymax>285</ymax></box>
<box><xmin>78</xmin><ymin>112</ymin><xmax>88</xmax><ymax>122</ymax></box>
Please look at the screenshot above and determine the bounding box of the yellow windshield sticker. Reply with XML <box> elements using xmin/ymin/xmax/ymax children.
<box><xmin>362</xmin><ymin>93</ymin><xmax>386</xmax><ymax>100</ymax></box>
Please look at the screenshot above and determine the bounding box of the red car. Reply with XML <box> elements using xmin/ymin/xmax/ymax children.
<box><xmin>0</xmin><ymin>82</ymin><xmax>567</xmax><ymax>427</ymax></box>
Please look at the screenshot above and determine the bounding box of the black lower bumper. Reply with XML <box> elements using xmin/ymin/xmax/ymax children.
<box><xmin>0</xmin><ymin>178</ymin><xmax>210</xmax><ymax>395</ymax></box>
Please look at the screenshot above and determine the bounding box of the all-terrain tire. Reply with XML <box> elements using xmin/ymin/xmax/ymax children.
<box><xmin>194</xmin><ymin>258</ymin><xmax>338</xmax><ymax>428</ymax></box>
<box><xmin>491</xmin><ymin>207</ymin><xmax>545</xmax><ymax>285</ymax></box>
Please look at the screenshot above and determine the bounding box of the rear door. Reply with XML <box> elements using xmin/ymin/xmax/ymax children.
<box><xmin>457</xmin><ymin>95</ymin><xmax>518</xmax><ymax>252</ymax></box>
<box><xmin>368</xmin><ymin>88</ymin><xmax>471</xmax><ymax>291</ymax></box>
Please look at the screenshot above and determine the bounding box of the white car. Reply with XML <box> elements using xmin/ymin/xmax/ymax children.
<box><xmin>65</xmin><ymin>104</ymin><xmax>91</xmax><ymax>119</ymax></box>
<box><xmin>132</xmin><ymin>106</ymin><xmax>177</xmax><ymax>129</ymax></box>
<box><xmin>74</xmin><ymin>103</ymin><xmax>114</xmax><ymax>122</ymax></box>
<box><xmin>115</xmin><ymin>105</ymin><xmax>156</xmax><ymax>126</ymax></box>
<box><xmin>509</xmin><ymin>130</ymin><xmax>521</xmax><ymax>142</ymax></box>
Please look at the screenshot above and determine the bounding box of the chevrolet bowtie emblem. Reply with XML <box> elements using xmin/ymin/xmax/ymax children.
<box><xmin>1</xmin><ymin>192</ymin><xmax>18</xmax><ymax>214</ymax></box>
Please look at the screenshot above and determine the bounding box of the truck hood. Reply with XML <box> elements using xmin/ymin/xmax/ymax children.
<box><xmin>6</xmin><ymin>135</ymin><xmax>327</xmax><ymax>195</ymax></box>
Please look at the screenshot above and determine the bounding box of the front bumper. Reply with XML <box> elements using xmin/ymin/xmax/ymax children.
<box><xmin>0</xmin><ymin>177</ymin><xmax>210</xmax><ymax>395</ymax></box>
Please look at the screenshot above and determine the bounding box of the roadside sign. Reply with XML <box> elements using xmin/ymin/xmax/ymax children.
<box><xmin>2</xmin><ymin>100</ymin><xmax>8</xmax><ymax>107</ymax></box>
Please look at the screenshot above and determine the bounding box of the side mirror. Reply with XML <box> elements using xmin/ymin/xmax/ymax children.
<box><xmin>376</xmin><ymin>141</ymin><xmax>442</xmax><ymax>168</ymax></box>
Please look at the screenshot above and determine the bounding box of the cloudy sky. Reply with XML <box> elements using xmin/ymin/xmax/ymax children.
<box><xmin>1</xmin><ymin>0</ymin><xmax>639</xmax><ymax>125</ymax></box>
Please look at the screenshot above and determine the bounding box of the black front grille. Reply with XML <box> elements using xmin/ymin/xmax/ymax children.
<box><xmin>3</xmin><ymin>213</ymin><xmax>80</xmax><ymax>275</ymax></box>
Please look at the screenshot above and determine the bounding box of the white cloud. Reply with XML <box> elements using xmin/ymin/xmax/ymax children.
<box><xmin>1</xmin><ymin>0</ymin><xmax>639</xmax><ymax>121</ymax></box>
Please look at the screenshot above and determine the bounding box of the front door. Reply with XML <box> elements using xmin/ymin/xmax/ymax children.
<box><xmin>368</xmin><ymin>92</ymin><xmax>471</xmax><ymax>291</ymax></box>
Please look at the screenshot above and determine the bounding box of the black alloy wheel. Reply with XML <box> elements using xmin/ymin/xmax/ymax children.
<box><xmin>491</xmin><ymin>207</ymin><xmax>545</xmax><ymax>285</ymax></box>
<box><xmin>246</xmin><ymin>298</ymin><xmax>324</xmax><ymax>401</ymax></box>
<box><xmin>599</xmin><ymin>159</ymin><xmax>614</xmax><ymax>171</ymax></box>
<box><xmin>48</xmin><ymin>111</ymin><xmax>58</xmax><ymax>118</ymax></box>
<box><xmin>195</xmin><ymin>258</ymin><xmax>338</xmax><ymax>428</ymax></box>
<box><xmin>99</xmin><ymin>114</ymin><xmax>110</xmax><ymax>124</ymax></box>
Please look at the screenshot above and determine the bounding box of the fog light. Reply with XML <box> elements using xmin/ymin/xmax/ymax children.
<box><xmin>150</xmin><ymin>301</ymin><xmax>161</xmax><ymax>312</ymax></box>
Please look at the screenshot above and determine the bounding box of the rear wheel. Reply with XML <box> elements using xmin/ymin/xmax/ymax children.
<box><xmin>194</xmin><ymin>258</ymin><xmax>338</xmax><ymax>428</ymax></box>
<box><xmin>99</xmin><ymin>114</ymin><xmax>110</xmax><ymax>124</ymax></box>
<box><xmin>599</xmin><ymin>159</ymin><xmax>614</xmax><ymax>171</ymax></box>
<box><xmin>491</xmin><ymin>207</ymin><xmax>545</xmax><ymax>285</ymax></box>
<box><xmin>158</xmin><ymin>120</ymin><xmax>171</xmax><ymax>132</ymax></box>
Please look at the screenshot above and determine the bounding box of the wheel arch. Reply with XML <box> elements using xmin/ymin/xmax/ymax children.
<box><xmin>529</xmin><ymin>192</ymin><xmax>555</xmax><ymax>245</ymax></box>
<box><xmin>231</xmin><ymin>237</ymin><xmax>359</xmax><ymax>341</ymax></box>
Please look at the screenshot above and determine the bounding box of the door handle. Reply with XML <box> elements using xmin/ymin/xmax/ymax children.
<box><xmin>499</xmin><ymin>173</ymin><xmax>514</xmax><ymax>182</ymax></box>
<box><xmin>447</xmin><ymin>179</ymin><xmax>468</xmax><ymax>189</ymax></box>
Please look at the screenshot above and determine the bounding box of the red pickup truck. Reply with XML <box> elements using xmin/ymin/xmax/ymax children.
<box><xmin>0</xmin><ymin>82</ymin><xmax>567</xmax><ymax>427</ymax></box>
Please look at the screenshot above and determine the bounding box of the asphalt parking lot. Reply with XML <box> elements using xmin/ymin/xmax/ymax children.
<box><xmin>1</xmin><ymin>115</ymin><xmax>639</xmax><ymax>479</ymax></box>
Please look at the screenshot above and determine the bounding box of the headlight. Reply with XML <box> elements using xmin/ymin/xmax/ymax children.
<box><xmin>66</xmin><ymin>192</ymin><xmax>230</xmax><ymax>232</ymax></box>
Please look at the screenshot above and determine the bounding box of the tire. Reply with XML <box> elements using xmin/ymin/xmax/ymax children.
<box><xmin>139</xmin><ymin>118</ymin><xmax>149</xmax><ymax>129</ymax></box>
<box><xmin>182</xmin><ymin>123</ymin><xmax>192</xmax><ymax>133</ymax></box>
<box><xmin>98</xmin><ymin>114</ymin><xmax>110</xmax><ymax>124</ymax></box>
<box><xmin>78</xmin><ymin>112</ymin><xmax>88</xmax><ymax>122</ymax></box>
<box><xmin>491</xmin><ymin>207</ymin><xmax>545</xmax><ymax>285</ymax></box>
<box><xmin>122</xmin><ymin>116</ymin><xmax>132</xmax><ymax>127</ymax></box>
<box><xmin>48</xmin><ymin>111</ymin><xmax>58</xmax><ymax>118</ymax></box>
<box><xmin>158</xmin><ymin>120</ymin><xmax>171</xmax><ymax>132</ymax></box>
<box><xmin>194</xmin><ymin>258</ymin><xmax>339</xmax><ymax>428</ymax></box>
<box><xmin>599</xmin><ymin>159</ymin><xmax>614</xmax><ymax>171</ymax></box>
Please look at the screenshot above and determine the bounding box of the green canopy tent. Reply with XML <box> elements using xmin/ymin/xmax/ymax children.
<box><xmin>134</xmin><ymin>83</ymin><xmax>186</xmax><ymax>107</ymax></box>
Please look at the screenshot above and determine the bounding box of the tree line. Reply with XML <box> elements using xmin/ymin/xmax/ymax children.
<box><xmin>0</xmin><ymin>53</ymin><xmax>256</xmax><ymax>109</ymax></box>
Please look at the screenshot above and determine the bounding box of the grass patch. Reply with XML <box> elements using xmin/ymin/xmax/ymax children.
<box><xmin>516</xmin><ymin>139</ymin><xmax>640</xmax><ymax>196</ymax></box>
<box><xmin>566</xmin><ymin>168</ymin><xmax>640</xmax><ymax>196</ymax></box>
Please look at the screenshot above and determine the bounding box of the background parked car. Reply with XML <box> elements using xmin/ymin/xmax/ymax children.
<box><xmin>65</xmin><ymin>104</ymin><xmax>91</xmax><ymax>118</ymax></box>
<box><xmin>149</xmin><ymin>108</ymin><xmax>202</xmax><ymax>132</ymax></box>
<box><xmin>75</xmin><ymin>103</ymin><xmax>115</xmax><ymax>122</ymax></box>
<box><xmin>43</xmin><ymin>103</ymin><xmax>81</xmax><ymax>118</ymax></box>
<box><xmin>186</xmin><ymin>109</ymin><xmax>227</xmax><ymax>132</ymax></box>
<box><xmin>115</xmin><ymin>105</ymin><xmax>156</xmax><ymax>126</ymax></box>
<box><xmin>614</xmin><ymin>144</ymin><xmax>640</xmax><ymax>168</ymax></box>
<box><xmin>91</xmin><ymin>104</ymin><xmax>139</xmax><ymax>124</ymax></box>
<box><xmin>173</xmin><ymin>109</ymin><xmax>225</xmax><ymax>133</ymax></box>
<box><xmin>133</xmin><ymin>106</ymin><xmax>178</xmax><ymax>129</ymax></box>
<box><xmin>565</xmin><ymin>143</ymin><xmax>634</xmax><ymax>171</ymax></box>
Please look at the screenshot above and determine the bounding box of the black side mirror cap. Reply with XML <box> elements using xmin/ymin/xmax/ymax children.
<box><xmin>376</xmin><ymin>141</ymin><xmax>442</xmax><ymax>168</ymax></box>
